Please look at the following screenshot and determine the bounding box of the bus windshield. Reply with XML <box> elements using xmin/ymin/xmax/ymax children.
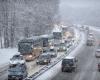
<box><xmin>18</xmin><ymin>42</ymin><xmax>32</xmax><ymax>54</ymax></box>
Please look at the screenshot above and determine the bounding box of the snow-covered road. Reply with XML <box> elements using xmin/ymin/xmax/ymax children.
<box><xmin>0</xmin><ymin>48</ymin><xmax>18</xmax><ymax>66</ymax></box>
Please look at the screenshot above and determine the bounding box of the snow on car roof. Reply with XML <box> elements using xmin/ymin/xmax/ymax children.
<box><xmin>64</xmin><ymin>56</ymin><xmax>75</xmax><ymax>59</ymax></box>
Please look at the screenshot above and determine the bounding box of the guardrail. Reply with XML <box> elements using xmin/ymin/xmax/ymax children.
<box><xmin>24</xmin><ymin>33</ymin><xmax>81</xmax><ymax>80</ymax></box>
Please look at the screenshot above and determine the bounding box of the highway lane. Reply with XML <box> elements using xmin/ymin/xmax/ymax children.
<box><xmin>52</xmin><ymin>31</ymin><xmax>100</xmax><ymax>80</ymax></box>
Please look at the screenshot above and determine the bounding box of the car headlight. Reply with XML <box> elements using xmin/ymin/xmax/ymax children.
<box><xmin>10</xmin><ymin>61</ymin><xmax>17</xmax><ymax>64</ymax></box>
<box><xmin>28</xmin><ymin>55</ymin><xmax>32</xmax><ymax>58</ymax></box>
<box><xmin>44</xmin><ymin>60</ymin><xmax>47</xmax><ymax>62</ymax></box>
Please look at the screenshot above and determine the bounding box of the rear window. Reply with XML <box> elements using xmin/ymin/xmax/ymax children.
<box><xmin>50</xmin><ymin>49</ymin><xmax>55</xmax><ymax>52</ymax></box>
<box><xmin>62</xmin><ymin>59</ymin><xmax>73</xmax><ymax>65</ymax></box>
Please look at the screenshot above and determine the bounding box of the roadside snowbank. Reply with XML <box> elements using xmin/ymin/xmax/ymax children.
<box><xmin>0</xmin><ymin>48</ymin><xmax>18</xmax><ymax>66</ymax></box>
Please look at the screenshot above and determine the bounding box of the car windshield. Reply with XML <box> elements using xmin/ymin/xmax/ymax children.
<box><xmin>18</xmin><ymin>42</ymin><xmax>32</xmax><ymax>54</ymax></box>
<box><xmin>50</xmin><ymin>49</ymin><xmax>55</xmax><ymax>52</ymax></box>
<box><xmin>62</xmin><ymin>59</ymin><xmax>73</xmax><ymax>65</ymax></box>
<box><xmin>11</xmin><ymin>55</ymin><xmax>23</xmax><ymax>60</ymax></box>
<box><xmin>39</xmin><ymin>55</ymin><xmax>49</xmax><ymax>59</ymax></box>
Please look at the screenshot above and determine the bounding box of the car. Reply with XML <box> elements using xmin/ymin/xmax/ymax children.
<box><xmin>87</xmin><ymin>37</ymin><xmax>94</xmax><ymax>46</ymax></box>
<box><xmin>48</xmin><ymin>49</ymin><xmax>57</xmax><ymax>58</ymax></box>
<box><xmin>36</xmin><ymin>53</ymin><xmax>51</xmax><ymax>65</ymax></box>
<box><xmin>61</xmin><ymin>56</ymin><xmax>78</xmax><ymax>72</ymax></box>
<box><xmin>88</xmin><ymin>33</ymin><xmax>94</xmax><ymax>38</ymax></box>
<box><xmin>57</xmin><ymin>43</ymin><xmax>66</xmax><ymax>52</ymax></box>
<box><xmin>57</xmin><ymin>46</ymin><xmax>66</xmax><ymax>52</ymax></box>
<box><xmin>66</xmin><ymin>42</ymin><xmax>72</xmax><ymax>48</ymax></box>
<box><xmin>89</xmin><ymin>32</ymin><xmax>93</xmax><ymax>36</ymax></box>
<box><xmin>95</xmin><ymin>49</ymin><xmax>100</xmax><ymax>58</ymax></box>
<box><xmin>10</xmin><ymin>53</ymin><xmax>25</xmax><ymax>65</ymax></box>
<box><xmin>8</xmin><ymin>63</ymin><xmax>27</xmax><ymax>80</ymax></box>
<box><xmin>79</xmin><ymin>26</ymin><xmax>84</xmax><ymax>31</ymax></box>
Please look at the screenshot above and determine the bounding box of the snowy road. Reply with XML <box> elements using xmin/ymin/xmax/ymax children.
<box><xmin>52</xmin><ymin>29</ymin><xmax>100</xmax><ymax>80</ymax></box>
<box><xmin>33</xmin><ymin>29</ymin><xmax>85</xmax><ymax>80</ymax></box>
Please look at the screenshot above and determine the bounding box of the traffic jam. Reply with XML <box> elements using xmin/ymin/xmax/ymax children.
<box><xmin>7</xmin><ymin>24</ymin><xmax>100</xmax><ymax>80</ymax></box>
<box><xmin>8</xmin><ymin>25</ymin><xmax>78</xmax><ymax>80</ymax></box>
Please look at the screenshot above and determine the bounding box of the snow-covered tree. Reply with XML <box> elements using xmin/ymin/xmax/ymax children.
<box><xmin>0</xmin><ymin>0</ymin><xmax>60</xmax><ymax>48</ymax></box>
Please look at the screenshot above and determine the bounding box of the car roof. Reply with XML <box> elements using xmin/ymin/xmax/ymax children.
<box><xmin>64</xmin><ymin>56</ymin><xmax>75</xmax><ymax>59</ymax></box>
<box><xmin>41</xmin><ymin>53</ymin><xmax>50</xmax><ymax>55</ymax></box>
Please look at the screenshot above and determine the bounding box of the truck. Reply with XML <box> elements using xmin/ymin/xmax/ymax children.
<box><xmin>18</xmin><ymin>34</ymin><xmax>53</xmax><ymax>61</ymax></box>
<box><xmin>18</xmin><ymin>37</ymin><xmax>43</xmax><ymax>61</ymax></box>
<box><xmin>61</xmin><ymin>56</ymin><xmax>78</xmax><ymax>72</ymax></box>
<box><xmin>8</xmin><ymin>63</ymin><xmax>27</xmax><ymax>80</ymax></box>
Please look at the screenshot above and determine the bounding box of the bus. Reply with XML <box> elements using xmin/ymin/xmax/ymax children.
<box><xmin>18</xmin><ymin>34</ymin><xmax>53</xmax><ymax>61</ymax></box>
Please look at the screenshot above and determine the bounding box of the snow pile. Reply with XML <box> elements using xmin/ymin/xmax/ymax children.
<box><xmin>0</xmin><ymin>48</ymin><xmax>18</xmax><ymax>66</ymax></box>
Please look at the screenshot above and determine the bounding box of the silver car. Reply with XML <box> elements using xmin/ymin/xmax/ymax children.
<box><xmin>36</xmin><ymin>53</ymin><xmax>51</xmax><ymax>65</ymax></box>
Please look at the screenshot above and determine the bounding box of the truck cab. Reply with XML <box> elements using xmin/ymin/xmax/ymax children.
<box><xmin>61</xmin><ymin>56</ymin><xmax>78</xmax><ymax>72</ymax></box>
<box><xmin>8</xmin><ymin>63</ymin><xmax>27</xmax><ymax>80</ymax></box>
<box><xmin>36</xmin><ymin>53</ymin><xmax>51</xmax><ymax>65</ymax></box>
